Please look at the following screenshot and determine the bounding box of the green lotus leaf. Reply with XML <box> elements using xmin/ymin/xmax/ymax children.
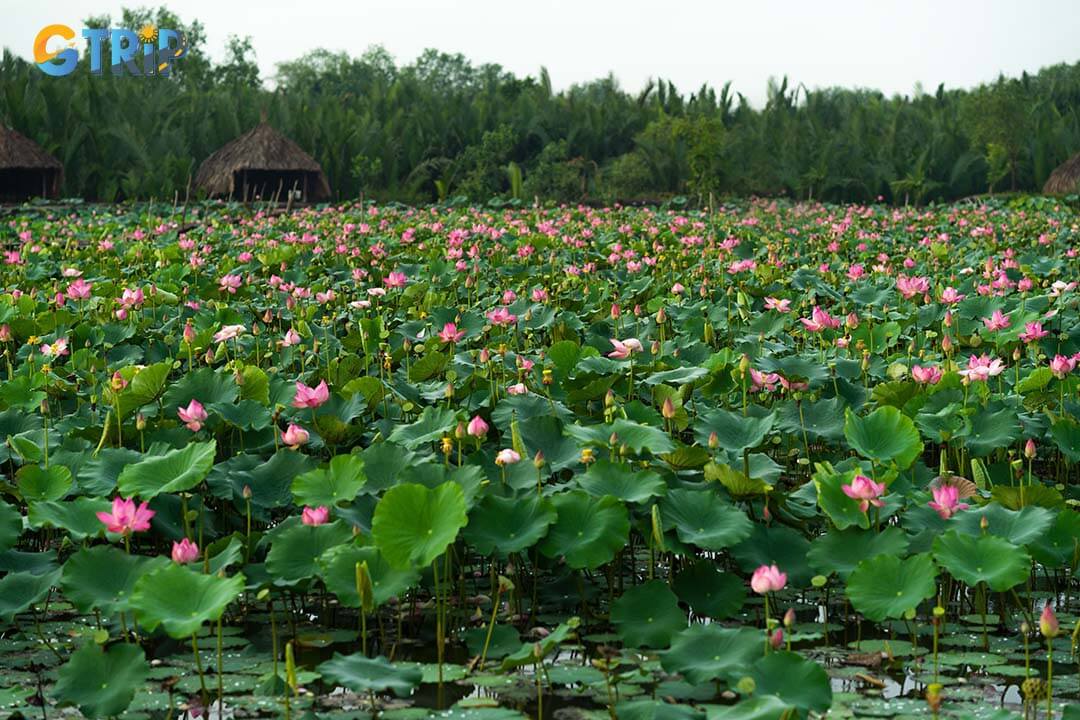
<box><xmin>372</xmin><ymin>481</ymin><xmax>468</xmax><ymax>569</ymax></box>
<box><xmin>807</xmin><ymin>527</ymin><xmax>910</xmax><ymax>579</ymax></box>
<box><xmin>660</xmin><ymin>624</ymin><xmax>761</xmax><ymax>685</ymax></box>
<box><xmin>932</xmin><ymin>530</ymin><xmax>1031</xmax><ymax>591</ymax></box>
<box><xmin>462</xmin><ymin>493</ymin><xmax>556</xmax><ymax>555</ymax></box>
<box><xmin>117</xmin><ymin>440</ymin><xmax>217</xmax><ymax>499</ymax></box>
<box><xmin>163</xmin><ymin>368</ymin><xmax>238</xmax><ymax>409</ymax></box>
<box><xmin>951</xmin><ymin>503</ymin><xmax>1054</xmax><ymax>546</ymax></box>
<box><xmin>661</xmin><ymin>488</ymin><xmax>752</xmax><ymax>551</ymax></box>
<box><xmin>610</xmin><ymin>580</ymin><xmax>685</xmax><ymax>648</ymax></box>
<box><xmin>813</xmin><ymin>463</ymin><xmax>871</xmax><ymax>531</ymax></box>
<box><xmin>1051</xmin><ymin>416</ymin><xmax>1080</xmax><ymax>463</ymax></box>
<box><xmin>846</xmin><ymin>553</ymin><xmax>937</xmax><ymax>622</ymax></box>
<box><xmin>131</xmin><ymin>563</ymin><xmax>244</xmax><ymax>638</ymax></box>
<box><xmin>706</xmin><ymin>696</ymin><xmax>797</xmax><ymax>720</ymax></box>
<box><xmin>319</xmin><ymin>542</ymin><xmax>419</xmax><ymax>607</ymax></box>
<box><xmin>565</xmin><ymin>418</ymin><xmax>675</xmax><ymax>455</ymax></box>
<box><xmin>694</xmin><ymin>408</ymin><xmax>774</xmax><ymax>452</ymax></box>
<box><xmin>538</xmin><ymin>491</ymin><xmax>629</xmax><ymax>569</ymax></box>
<box><xmin>266</xmin><ymin>520</ymin><xmax>353</xmax><ymax>583</ymax></box>
<box><xmin>463</xmin><ymin>624</ymin><xmax>521</xmax><ymax>660</ymax></box>
<box><xmin>0</xmin><ymin>567</ymin><xmax>61</xmax><ymax>622</ymax></box>
<box><xmin>16</xmin><ymin>464</ymin><xmax>72</xmax><ymax>502</ymax></box>
<box><xmin>672</xmin><ymin>561</ymin><xmax>745</xmax><ymax>619</ymax></box>
<box><xmin>26</xmin><ymin>497</ymin><xmax>110</xmax><ymax>540</ymax></box>
<box><xmin>386</xmin><ymin>406</ymin><xmax>459</xmax><ymax>448</ymax></box>
<box><xmin>291</xmin><ymin>453</ymin><xmax>366</xmax><ymax>507</ymax></box>
<box><xmin>0</xmin><ymin>500</ymin><xmax>21</xmax><ymax>551</ymax></box>
<box><xmin>844</xmin><ymin>406</ymin><xmax>923</xmax><ymax>469</ymax></box>
<box><xmin>963</xmin><ymin>403</ymin><xmax>1020</xmax><ymax>457</ymax></box>
<box><xmin>117</xmin><ymin>361</ymin><xmax>171</xmax><ymax>418</ymax></box>
<box><xmin>576</xmin><ymin>459</ymin><xmax>667</xmax><ymax>503</ymax></box>
<box><xmin>61</xmin><ymin>545</ymin><xmax>168</xmax><ymax>616</ymax></box>
<box><xmin>53</xmin><ymin>642</ymin><xmax>149</xmax><ymax>718</ymax></box>
<box><xmin>317</xmin><ymin>653</ymin><xmax>422</xmax><ymax>696</ymax></box>
<box><xmin>775</xmin><ymin>397</ymin><xmax>847</xmax><ymax>442</ymax></box>
<box><xmin>1030</xmin><ymin>509</ymin><xmax>1080</xmax><ymax>568</ymax></box>
<box><xmin>748</xmin><ymin>651</ymin><xmax>832</xmax><ymax>713</ymax></box>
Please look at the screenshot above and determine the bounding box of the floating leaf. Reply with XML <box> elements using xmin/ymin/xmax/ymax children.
<box><xmin>53</xmin><ymin>642</ymin><xmax>148</xmax><ymax>718</ymax></box>
<box><xmin>317</xmin><ymin>653</ymin><xmax>422</xmax><ymax>696</ymax></box>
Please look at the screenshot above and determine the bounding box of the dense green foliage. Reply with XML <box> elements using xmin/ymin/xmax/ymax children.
<box><xmin>3</xmin><ymin>6</ymin><xmax>1080</xmax><ymax>204</ymax></box>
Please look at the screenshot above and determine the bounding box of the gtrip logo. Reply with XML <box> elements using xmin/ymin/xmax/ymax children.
<box><xmin>33</xmin><ymin>23</ymin><xmax>187</xmax><ymax>77</ymax></box>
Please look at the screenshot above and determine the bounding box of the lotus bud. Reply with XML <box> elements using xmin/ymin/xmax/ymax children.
<box><xmin>942</xmin><ymin>335</ymin><xmax>953</xmax><ymax>352</ymax></box>
<box><xmin>739</xmin><ymin>354</ymin><xmax>750</xmax><ymax>375</ymax></box>
<box><xmin>846</xmin><ymin>312</ymin><xmax>859</xmax><ymax>330</ymax></box>
<box><xmin>479</xmin><ymin>348</ymin><xmax>491</xmax><ymax>363</ymax></box>
<box><xmin>444</xmin><ymin>382</ymin><xmax>454</xmax><ymax>399</ymax></box>
<box><xmin>708</xmin><ymin>431</ymin><xmax>720</xmax><ymax>449</ymax></box>
<box><xmin>783</xmin><ymin>608</ymin><xmax>796</xmax><ymax>628</ymax></box>
<box><xmin>1021</xmin><ymin>621</ymin><xmax>1030</xmax><ymax>635</ymax></box>
<box><xmin>136</xmin><ymin>413</ymin><xmax>146</xmax><ymax>431</ymax></box>
<box><xmin>656</xmin><ymin>307</ymin><xmax>666</xmax><ymax>324</ymax></box>
<box><xmin>605</xmin><ymin>390</ymin><xmax>616</xmax><ymax>408</ymax></box>
<box><xmin>651</xmin><ymin>340</ymin><xmax>660</xmax><ymax>355</ymax></box>
<box><xmin>1013</xmin><ymin>346</ymin><xmax>1021</xmax><ymax>361</ymax></box>
<box><xmin>943</xmin><ymin>310</ymin><xmax>953</xmax><ymax>328</ymax></box>
<box><xmin>533</xmin><ymin>450</ymin><xmax>545</xmax><ymax>469</ymax></box>
<box><xmin>769</xmin><ymin>628</ymin><xmax>783</xmax><ymax>649</ymax></box>
<box><xmin>242</xmin><ymin>485</ymin><xmax>253</xmax><ymax>500</ymax></box>
<box><xmin>1025</xmin><ymin>439</ymin><xmax>1036</xmax><ymax>459</ymax></box>
<box><xmin>661</xmin><ymin>397</ymin><xmax>676</xmax><ymax>419</ymax></box>
<box><xmin>454</xmin><ymin>422</ymin><xmax>466</xmax><ymax>440</ymax></box>
<box><xmin>610</xmin><ymin>303</ymin><xmax>620</xmax><ymax>319</ymax></box>
<box><xmin>704</xmin><ymin>322</ymin><xmax>714</xmax><ymax>344</ymax></box>
<box><xmin>609</xmin><ymin>432</ymin><xmax>619</xmax><ymax>447</ymax></box>
<box><xmin>1041</xmin><ymin>604</ymin><xmax>1060</xmax><ymax>638</ymax></box>
<box><xmin>183</xmin><ymin>320</ymin><xmax>195</xmax><ymax>344</ymax></box>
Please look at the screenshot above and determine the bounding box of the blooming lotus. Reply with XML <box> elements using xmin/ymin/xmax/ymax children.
<box><xmin>607</xmin><ymin>338</ymin><xmax>643</xmax><ymax>359</ymax></box>
<box><xmin>940</xmin><ymin>287</ymin><xmax>966</xmax><ymax>304</ymax></box>
<box><xmin>928</xmin><ymin>485</ymin><xmax>969</xmax><ymax>520</ymax></box>
<box><xmin>749</xmin><ymin>368</ymin><xmax>780</xmax><ymax>393</ymax></box>
<box><xmin>750</xmin><ymin>564</ymin><xmax>787</xmax><ymax>594</ymax></box>
<box><xmin>40</xmin><ymin>337</ymin><xmax>69</xmax><ymax>358</ymax></box>
<box><xmin>177</xmin><ymin>399</ymin><xmax>207</xmax><ymax>432</ymax></box>
<box><xmin>799</xmin><ymin>306</ymin><xmax>840</xmax><ymax>333</ymax></box>
<box><xmin>841</xmin><ymin>474</ymin><xmax>886</xmax><ymax>513</ymax></box>
<box><xmin>213</xmin><ymin>324</ymin><xmax>246</xmax><ymax>343</ymax></box>
<box><xmin>495</xmin><ymin>448</ymin><xmax>521</xmax><ymax>466</ymax></box>
<box><xmin>911</xmin><ymin>364</ymin><xmax>942</xmax><ymax>385</ymax></box>
<box><xmin>438</xmin><ymin>322</ymin><xmax>466</xmax><ymax>344</ymax></box>
<box><xmin>66</xmin><ymin>278</ymin><xmax>93</xmax><ymax>301</ymax></box>
<box><xmin>383</xmin><ymin>271</ymin><xmax>408</xmax><ymax>288</ymax></box>
<box><xmin>171</xmin><ymin>538</ymin><xmax>199</xmax><ymax>564</ymax></box>
<box><xmin>1019</xmin><ymin>322</ymin><xmax>1048</xmax><ymax>343</ymax></box>
<box><xmin>487</xmin><ymin>307</ymin><xmax>517</xmax><ymax>326</ymax></box>
<box><xmin>301</xmin><ymin>506</ymin><xmax>331</xmax><ymax>526</ymax></box>
<box><xmin>97</xmin><ymin>497</ymin><xmax>155</xmax><ymax>535</ymax></box>
<box><xmin>981</xmin><ymin>310</ymin><xmax>1010</xmax><ymax>332</ymax></box>
<box><xmin>293</xmin><ymin>380</ymin><xmax>330</xmax><ymax>409</ymax></box>
<box><xmin>764</xmin><ymin>297</ymin><xmax>791</xmax><ymax>312</ymax></box>
<box><xmin>281</xmin><ymin>328</ymin><xmax>301</xmax><ymax>347</ymax></box>
<box><xmin>958</xmin><ymin>354</ymin><xmax>1005</xmax><ymax>382</ymax></box>
<box><xmin>281</xmin><ymin>423</ymin><xmax>309</xmax><ymax>449</ymax></box>
<box><xmin>1050</xmin><ymin>354</ymin><xmax>1076</xmax><ymax>379</ymax></box>
<box><xmin>895</xmin><ymin>275</ymin><xmax>929</xmax><ymax>300</ymax></box>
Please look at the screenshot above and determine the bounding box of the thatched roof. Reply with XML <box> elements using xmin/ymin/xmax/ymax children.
<box><xmin>195</xmin><ymin>123</ymin><xmax>330</xmax><ymax>200</ymax></box>
<box><xmin>1044</xmin><ymin>152</ymin><xmax>1080</xmax><ymax>195</ymax></box>
<box><xmin>0</xmin><ymin>127</ymin><xmax>62</xmax><ymax>170</ymax></box>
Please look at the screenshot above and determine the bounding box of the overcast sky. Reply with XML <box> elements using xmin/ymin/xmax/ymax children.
<box><xmin>5</xmin><ymin>0</ymin><xmax>1079</xmax><ymax>105</ymax></box>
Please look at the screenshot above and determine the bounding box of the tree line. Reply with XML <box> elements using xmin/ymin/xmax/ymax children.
<box><xmin>3</xmin><ymin>6</ymin><xmax>1079</xmax><ymax>204</ymax></box>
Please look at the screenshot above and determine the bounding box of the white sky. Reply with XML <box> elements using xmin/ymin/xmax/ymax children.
<box><xmin>3</xmin><ymin>0</ymin><xmax>1079</xmax><ymax>105</ymax></box>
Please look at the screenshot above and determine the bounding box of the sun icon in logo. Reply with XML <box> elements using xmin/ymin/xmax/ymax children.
<box><xmin>137</xmin><ymin>23</ymin><xmax>159</xmax><ymax>44</ymax></box>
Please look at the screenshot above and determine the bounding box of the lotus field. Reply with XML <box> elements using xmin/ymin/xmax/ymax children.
<box><xmin>3</xmin><ymin>197</ymin><xmax>1080</xmax><ymax>720</ymax></box>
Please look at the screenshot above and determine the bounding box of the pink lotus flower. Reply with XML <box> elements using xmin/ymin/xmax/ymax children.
<box><xmin>213</xmin><ymin>324</ymin><xmax>246</xmax><ymax>343</ymax></box>
<box><xmin>1040</xmin><ymin>604</ymin><xmax>1060</xmax><ymax>638</ymax></box>
<box><xmin>928</xmin><ymin>485</ymin><xmax>969</xmax><ymax>520</ymax></box>
<box><xmin>171</xmin><ymin>538</ymin><xmax>199</xmax><ymax>564</ymax></box>
<box><xmin>959</xmin><ymin>354</ymin><xmax>1005</xmax><ymax>382</ymax></box>
<box><xmin>281</xmin><ymin>423</ymin><xmax>310</xmax><ymax>449</ymax></box>
<box><xmin>487</xmin><ymin>307</ymin><xmax>517</xmax><ymax>326</ymax></box>
<box><xmin>97</xmin><ymin>497</ymin><xmax>155</xmax><ymax>535</ymax></box>
<box><xmin>895</xmin><ymin>275</ymin><xmax>929</xmax><ymax>300</ymax></box>
<box><xmin>293</xmin><ymin>380</ymin><xmax>330</xmax><ymax>408</ymax></box>
<box><xmin>764</xmin><ymin>297</ymin><xmax>791</xmax><ymax>313</ymax></box>
<box><xmin>467</xmin><ymin>415</ymin><xmax>489</xmax><ymax>437</ymax></box>
<box><xmin>1019</xmin><ymin>322</ymin><xmax>1048</xmax><ymax>343</ymax></box>
<box><xmin>911</xmin><ymin>365</ymin><xmax>942</xmax><ymax>385</ymax></box>
<box><xmin>506</xmin><ymin>383</ymin><xmax>527</xmax><ymax>395</ymax></box>
<box><xmin>66</xmin><ymin>278</ymin><xmax>93</xmax><ymax>301</ymax></box>
<box><xmin>383</xmin><ymin>271</ymin><xmax>408</xmax><ymax>288</ymax></box>
<box><xmin>1050</xmin><ymin>354</ymin><xmax>1077</xmax><ymax>379</ymax></box>
<box><xmin>841</xmin><ymin>474</ymin><xmax>886</xmax><ymax>513</ymax></box>
<box><xmin>40</xmin><ymin>338</ymin><xmax>69</xmax><ymax>358</ymax></box>
<box><xmin>301</xmin><ymin>506</ymin><xmax>331</xmax><ymax>526</ymax></box>
<box><xmin>750</xmin><ymin>564</ymin><xmax>787</xmax><ymax>594</ymax></box>
<box><xmin>982</xmin><ymin>310</ymin><xmax>1010</xmax><ymax>332</ymax></box>
<box><xmin>749</xmin><ymin>368</ymin><xmax>781</xmax><ymax>393</ymax></box>
<box><xmin>281</xmin><ymin>328</ymin><xmax>301</xmax><ymax>347</ymax></box>
<box><xmin>120</xmin><ymin>287</ymin><xmax>144</xmax><ymax>308</ymax></box>
<box><xmin>495</xmin><ymin>448</ymin><xmax>521</xmax><ymax>466</ymax></box>
<box><xmin>608</xmin><ymin>338</ymin><xmax>643</xmax><ymax>359</ymax></box>
<box><xmin>940</xmin><ymin>287</ymin><xmax>966</xmax><ymax>304</ymax></box>
<box><xmin>218</xmin><ymin>274</ymin><xmax>242</xmax><ymax>294</ymax></box>
<box><xmin>438</xmin><ymin>323</ymin><xmax>466</xmax><ymax>344</ymax></box>
<box><xmin>799</xmin><ymin>306</ymin><xmax>840</xmax><ymax>333</ymax></box>
<box><xmin>177</xmin><ymin>399</ymin><xmax>207</xmax><ymax>432</ymax></box>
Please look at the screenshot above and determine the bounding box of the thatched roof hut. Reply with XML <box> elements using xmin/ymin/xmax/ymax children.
<box><xmin>0</xmin><ymin>126</ymin><xmax>62</xmax><ymax>201</ymax></box>
<box><xmin>1043</xmin><ymin>152</ymin><xmax>1080</xmax><ymax>195</ymax></box>
<box><xmin>195</xmin><ymin>123</ymin><xmax>330</xmax><ymax>202</ymax></box>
